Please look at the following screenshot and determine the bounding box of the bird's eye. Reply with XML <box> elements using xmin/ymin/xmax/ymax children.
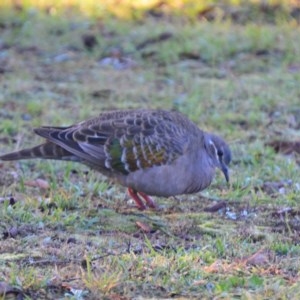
<box><xmin>217</xmin><ymin>149</ymin><xmax>223</xmax><ymax>157</ymax></box>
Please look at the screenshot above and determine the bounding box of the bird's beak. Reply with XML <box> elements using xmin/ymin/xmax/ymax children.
<box><xmin>221</xmin><ymin>163</ymin><xmax>229</xmax><ymax>183</ymax></box>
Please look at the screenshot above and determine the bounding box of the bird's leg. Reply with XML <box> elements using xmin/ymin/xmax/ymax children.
<box><xmin>127</xmin><ymin>188</ymin><xmax>146</xmax><ymax>210</ymax></box>
<box><xmin>138</xmin><ymin>191</ymin><xmax>157</xmax><ymax>209</ymax></box>
<box><xmin>127</xmin><ymin>188</ymin><xmax>157</xmax><ymax>210</ymax></box>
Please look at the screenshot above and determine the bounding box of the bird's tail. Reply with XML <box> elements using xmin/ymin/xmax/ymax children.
<box><xmin>0</xmin><ymin>142</ymin><xmax>77</xmax><ymax>161</ymax></box>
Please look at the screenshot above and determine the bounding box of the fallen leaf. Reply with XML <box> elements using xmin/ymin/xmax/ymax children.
<box><xmin>272</xmin><ymin>207</ymin><xmax>300</xmax><ymax>218</ymax></box>
<box><xmin>266</xmin><ymin>140</ymin><xmax>300</xmax><ymax>155</ymax></box>
<box><xmin>255</xmin><ymin>180</ymin><xmax>292</xmax><ymax>195</ymax></box>
<box><xmin>203</xmin><ymin>260</ymin><xmax>228</xmax><ymax>273</ymax></box>
<box><xmin>203</xmin><ymin>201</ymin><xmax>226</xmax><ymax>213</ymax></box>
<box><xmin>245</xmin><ymin>249</ymin><xmax>270</xmax><ymax>266</ymax></box>
<box><xmin>136</xmin><ymin>221</ymin><xmax>152</xmax><ymax>232</ymax></box>
<box><xmin>192</xmin><ymin>279</ymin><xmax>207</xmax><ymax>286</ymax></box>
<box><xmin>24</xmin><ymin>178</ymin><xmax>50</xmax><ymax>190</ymax></box>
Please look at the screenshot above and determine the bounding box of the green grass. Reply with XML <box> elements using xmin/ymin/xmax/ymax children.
<box><xmin>0</xmin><ymin>6</ymin><xmax>300</xmax><ymax>300</ymax></box>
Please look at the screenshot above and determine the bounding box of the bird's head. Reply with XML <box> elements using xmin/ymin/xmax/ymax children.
<box><xmin>204</xmin><ymin>133</ymin><xmax>231</xmax><ymax>183</ymax></box>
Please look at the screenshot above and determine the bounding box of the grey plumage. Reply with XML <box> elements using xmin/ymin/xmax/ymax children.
<box><xmin>0</xmin><ymin>109</ymin><xmax>231</xmax><ymax>209</ymax></box>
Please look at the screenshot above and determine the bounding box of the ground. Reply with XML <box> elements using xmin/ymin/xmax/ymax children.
<box><xmin>0</xmin><ymin>2</ymin><xmax>300</xmax><ymax>299</ymax></box>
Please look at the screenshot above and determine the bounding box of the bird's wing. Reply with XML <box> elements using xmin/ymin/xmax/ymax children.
<box><xmin>34</xmin><ymin>111</ymin><xmax>191</xmax><ymax>174</ymax></box>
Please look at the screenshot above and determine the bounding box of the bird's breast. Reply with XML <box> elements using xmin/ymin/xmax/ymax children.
<box><xmin>117</xmin><ymin>153</ymin><xmax>215</xmax><ymax>197</ymax></box>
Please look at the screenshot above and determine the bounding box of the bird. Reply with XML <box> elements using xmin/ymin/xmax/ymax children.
<box><xmin>0</xmin><ymin>109</ymin><xmax>231</xmax><ymax>210</ymax></box>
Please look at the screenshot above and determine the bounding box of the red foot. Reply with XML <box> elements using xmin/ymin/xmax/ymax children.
<box><xmin>127</xmin><ymin>188</ymin><xmax>157</xmax><ymax>210</ymax></box>
<box><xmin>128</xmin><ymin>188</ymin><xmax>146</xmax><ymax>210</ymax></box>
<box><xmin>138</xmin><ymin>191</ymin><xmax>157</xmax><ymax>209</ymax></box>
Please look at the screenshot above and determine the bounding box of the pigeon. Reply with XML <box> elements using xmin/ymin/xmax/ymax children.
<box><xmin>0</xmin><ymin>109</ymin><xmax>231</xmax><ymax>210</ymax></box>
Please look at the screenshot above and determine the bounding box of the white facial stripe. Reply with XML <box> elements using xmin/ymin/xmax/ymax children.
<box><xmin>209</xmin><ymin>140</ymin><xmax>218</xmax><ymax>159</ymax></box>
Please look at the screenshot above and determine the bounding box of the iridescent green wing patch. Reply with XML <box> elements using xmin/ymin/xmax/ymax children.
<box><xmin>107</xmin><ymin>138</ymin><xmax>129</xmax><ymax>174</ymax></box>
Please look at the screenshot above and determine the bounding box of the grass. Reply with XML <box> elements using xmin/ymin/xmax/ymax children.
<box><xmin>0</xmin><ymin>3</ymin><xmax>300</xmax><ymax>299</ymax></box>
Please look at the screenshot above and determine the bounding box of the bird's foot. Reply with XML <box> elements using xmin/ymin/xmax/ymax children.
<box><xmin>138</xmin><ymin>191</ymin><xmax>157</xmax><ymax>209</ymax></box>
<box><xmin>127</xmin><ymin>188</ymin><xmax>157</xmax><ymax>210</ymax></box>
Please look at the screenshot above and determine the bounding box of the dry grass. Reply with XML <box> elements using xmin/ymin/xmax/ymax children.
<box><xmin>0</xmin><ymin>4</ymin><xmax>300</xmax><ymax>299</ymax></box>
